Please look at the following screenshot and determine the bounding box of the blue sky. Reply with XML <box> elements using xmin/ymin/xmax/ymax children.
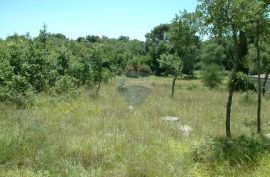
<box><xmin>0</xmin><ymin>0</ymin><xmax>197</xmax><ymax>41</ymax></box>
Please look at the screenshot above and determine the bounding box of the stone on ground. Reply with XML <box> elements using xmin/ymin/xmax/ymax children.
<box><xmin>161</xmin><ymin>116</ymin><xmax>179</xmax><ymax>122</ymax></box>
<box><xmin>128</xmin><ymin>105</ymin><xmax>134</xmax><ymax>111</ymax></box>
<box><xmin>180</xmin><ymin>125</ymin><xmax>192</xmax><ymax>136</ymax></box>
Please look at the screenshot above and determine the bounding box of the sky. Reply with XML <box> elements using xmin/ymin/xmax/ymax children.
<box><xmin>0</xmin><ymin>0</ymin><xmax>198</xmax><ymax>41</ymax></box>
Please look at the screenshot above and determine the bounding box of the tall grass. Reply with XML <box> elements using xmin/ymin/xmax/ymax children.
<box><xmin>0</xmin><ymin>77</ymin><xmax>270</xmax><ymax>176</ymax></box>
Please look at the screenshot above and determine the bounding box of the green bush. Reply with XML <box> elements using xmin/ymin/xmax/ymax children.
<box><xmin>201</xmin><ymin>64</ymin><xmax>224</xmax><ymax>89</ymax></box>
<box><xmin>231</xmin><ymin>72</ymin><xmax>256</xmax><ymax>92</ymax></box>
<box><xmin>0</xmin><ymin>75</ymin><xmax>35</xmax><ymax>107</ymax></box>
<box><xmin>124</xmin><ymin>63</ymin><xmax>152</xmax><ymax>78</ymax></box>
<box><xmin>192</xmin><ymin>135</ymin><xmax>270</xmax><ymax>166</ymax></box>
<box><xmin>124</xmin><ymin>56</ymin><xmax>152</xmax><ymax>78</ymax></box>
<box><xmin>54</xmin><ymin>75</ymin><xmax>77</xmax><ymax>94</ymax></box>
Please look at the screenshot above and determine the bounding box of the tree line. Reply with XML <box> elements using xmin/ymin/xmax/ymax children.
<box><xmin>0</xmin><ymin>25</ymin><xmax>150</xmax><ymax>106</ymax></box>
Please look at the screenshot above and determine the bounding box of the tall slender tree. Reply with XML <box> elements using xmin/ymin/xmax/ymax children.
<box><xmin>262</xmin><ymin>41</ymin><xmax>270</xmax><ymax>96</ymax></box>
<box><xmin>170</xmin><ymin>11</ymin><xmax>200</xmax><ymax>77</ymax></box>
<box><xmin>197</xmin><ymin>0</ymin><xmax>264</xmax><ymax>137</ymax></box>
<box><xmin>161</xmin><ymin>11</ymin><xmax>199</xmax><ymax>97</ymax></box>
<box><xmin>253</xmin><ymin>3</ymin><xmax>269</xmax><ymax>133</ymax></box>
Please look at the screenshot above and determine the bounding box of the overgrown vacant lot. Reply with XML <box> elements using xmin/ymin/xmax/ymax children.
<box><xmin>1</xmin><ymin>77</ymin><xmax>270</xmax><ymax>177</ymax></box>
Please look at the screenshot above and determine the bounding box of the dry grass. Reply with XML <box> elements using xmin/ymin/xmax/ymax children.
<box><xmin>0</xmin><ymin>77</ymin><xmax>270</xmax><ymax>176</ymax></box>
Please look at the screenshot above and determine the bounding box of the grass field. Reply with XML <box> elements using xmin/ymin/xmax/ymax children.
<box><xmin>1</xmin><ymin>77</ymin><xmax>270</xmax><ymax>177</ymax></box>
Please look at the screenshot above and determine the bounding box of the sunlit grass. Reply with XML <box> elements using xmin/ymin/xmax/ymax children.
<box><xmin>0</xmin><ymin>77</ymin><xmax>270</xmax><ymax>176</ymax></box>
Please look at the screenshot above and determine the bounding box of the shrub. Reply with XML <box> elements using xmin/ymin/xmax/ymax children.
<box><xmin>192</xmin><ymin>135</ymin><xmax>270</xmax><ymax>166</ymax></box>
<box><xmin>124</xmin><ymin>63</ymin><xmax>152</xmax><ymax>78</ymax></box>
<box><xmin>0</xmin><ymin>60</ymin><xmax>13</xmax><ymax>85</ymax></box>
<box><xmin>231</xmin><ymin>72</ymin><xmax>256</xmax><ymax>92</ymax></box>
<box><xmin>0</xmin><ymin>75</ymin><xmax>35</xmax><ymax>107</ymax></box>
<box><xmin>201</xmin><ymin>64</ymin><xmax>224</xmax><ymax>89</ymax></box>
<box><xmin>54</xmin><ymin>75</ymin><xmax>77</xmax><ymax>94</ymax></box>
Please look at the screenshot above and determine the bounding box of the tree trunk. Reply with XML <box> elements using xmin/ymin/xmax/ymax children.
<box><xmin>257</xmin><ymin>73</ymin><xmax>262</xmax><ymax>134</ymax></box>
<box><xmin>96</xmin><ymin>80</ymin><xmax>102</xmax><ymax>95</ymax></box>
<box><xmin>171</xmin><ymin>77</ymin><xmax>176</xmax><ymax>98</ymax></box>
<box><xmin>225</xmin><ymin>30</ymin><xmax>238</xmax><ymax>138</ymax></box>
<box><xmin>263</xmin><ymin>73</ymin><xmax>269</xmax><ymax>96</ymax></box>
<box><xmin>226</xmin><ymin>86</ymin><xmax>234</xmax><ymax>138</ymax></box>
<box><xmin>238</xmin><ymin>31</ymin><xmax>249</xmax><ymax>74</ymax></box>
<box><xmin>256</xmin><ymin>22</ymin><xmax>262</xmax><ymax>134</ymax></box>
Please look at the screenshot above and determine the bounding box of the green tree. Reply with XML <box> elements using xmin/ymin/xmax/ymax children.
<box><xmin>158</xmin><ymin>53</ymin><xmax>182</xmax><ymax>97</ymax></box>
<box><xmin>261</xmin><ymin>41</ymin><xmax>270</xmax><ymax>96</ymax></box>
<box><xmin>91</xmin><ymin>45</ymin><xmax>113</xmax><ymax>94</ymax></box>
<box><xmin>0</xmin><ymin>35</ymin><xmax>35</xmax><ymax>106</ymax></box>
<box><xmin>169</xmin><ymin>11</ymin><xmax>199</xmax><ymax>77</ymax></box>
<box><xmin>253</xmin><ymin>6</ymin><xmax>269</xmax><ymax>133</ymax></box>
<box><xmin>145</xmin><ymin>24</ymin><xmax>171</xmax><ymax>75</ymax></box>
<box><xmin>86</xmin><ymin>35</ymin><xmax>100</xmax><ymax>43</ymax></box>
<box><xmin>198</xmin><ymin>0</ymin><xmax>265</xmax><ymax>137</ymax></box>
<box><xmin>199</xmin><ymin>39</ymin><xmax>226</xmax><ymax>68</ymax></box>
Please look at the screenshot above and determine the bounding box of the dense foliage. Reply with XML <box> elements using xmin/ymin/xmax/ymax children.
<box><xmin>0</xmin><ymin>1</ymin><xmax>269</xmax><ymax>112</ymax></box>
<box><xmin>0</xmin><ymin>27</ymin><xmax>149</xmax><ymax>105</ymax></box>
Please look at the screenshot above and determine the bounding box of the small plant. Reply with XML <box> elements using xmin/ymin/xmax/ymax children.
<box><xmin>201</xmin><ymin>64</ymin><xmax>224</xmax><ymax>89</ymax></box>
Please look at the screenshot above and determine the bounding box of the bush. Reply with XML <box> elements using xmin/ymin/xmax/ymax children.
<box><xmin>54</xmin><ymin>75</ymin><xmax>77</xmax><ymax>94</ymax></box>
<box><xmin>192</xmin><ymin>135</ymin><xmax>270</xmax><ymax>166</ymax></box>
<box><xmin>0</xmin><ymin>75</ymin><xmax>35</xmax><ymax>107</ymax></box>
<box><xmin>201</xmin><ymin>64</ymin><xmax>224</xmax><ymax>89</ymax></box>
<box><xmin>231</xmin><ymin>72</ymin><xmax>256</xmax><ymax>92</ymax></box>
<box><xmin>124</xmin><ymin>63</ymin><xmax>152</xmax><ymax>78</ymax></box>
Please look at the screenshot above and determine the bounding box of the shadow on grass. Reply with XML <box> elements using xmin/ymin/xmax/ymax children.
<box><xmin>182</xmin><ymin>75</ymin><xmax>200</xmax><ymax>80</ymax></box>
<box><xmin>192</xmin><ymin>135</ymin><xmax>270</xmax><ymax>167</ymax></box>
<box><xmin>118</xmin><ymin>85</ymin><xmax>152</xmax><ymax>107</ymax></box>
<box><xmin>157</xmin><ymin>75</ymin><xmax>200</xmax><ymax>80</ymax></box>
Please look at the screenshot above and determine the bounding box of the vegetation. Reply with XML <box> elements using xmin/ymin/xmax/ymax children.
<box><xmin>197</xmin><ymin>0</ymin><xmax>269</xmax><ymax>137</ymax></box>
<box><xmin>0</xmin><ymin>78</ymin><xmax>270</xmax><ymax>176</ymax></box>
<box><xmin>201</xmin><ymin>64</ymin><xmax>224</xmax><ymax>89</ymax></box>
<box><xmin>1</xmin><ymin>0</ymin><xmax>270</xmax><ymax>176</ymax></box>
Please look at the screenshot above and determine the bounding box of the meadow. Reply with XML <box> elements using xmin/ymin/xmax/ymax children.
<box><xmin>0</xmin><ymin>77</ymin><xmax>270</xmax><ymax>177</ymax></box>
